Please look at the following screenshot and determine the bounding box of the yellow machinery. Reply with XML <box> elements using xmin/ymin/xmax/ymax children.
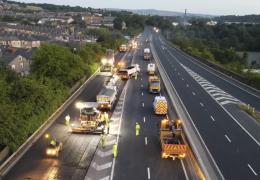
<box><xmin>160</xmin><ymin>119</ymin><xmax>187</xmax><ymax>160</ymax></box>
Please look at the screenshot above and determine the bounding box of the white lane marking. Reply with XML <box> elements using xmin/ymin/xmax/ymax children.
<box><xmin>210</xmin><ymin>116</ymin><xmax>215</xmax><ymax>122</ymax></box>
<box><xmin>100</xmin><ymin>176</ymin><xmax>110</xmax><ymax>180</ymax></box>
<box><xmin>225</xmin><ymin>134</ymin><xmax>231</xmax><ymax>143</ymax></box>
<box><xmin>186</xmin><ymin>84</ymin><xmax>189</xmax><ymax>87</ymax></box>
<box><xmin>141</xmin><ymin>84</ymin><xmax>143</xmax><ymax>88</ymax></box>
<box><xmin>181</xmin><ymin>160</ymin><xmax>190</xmax><ymax>180</ymax></box>
<box><xmin>142</xmin><ymin>103</ymin><xmax>145</xmax><ymax>107</ymax></box>
<box><xmin>200</xmin><ymin>102</ymin><xmax>204</xmax><ymax>107</ymax></box>
<box><xmin>147</xmin><ymin>167</ymin><xmax>151</xmax><ymax>179</ymax></box>
<box><xmin>181</xmin><ymin>78</ymin><xmax>184</xmax><ymax>81</ymax></box>
<box><xmin>192</xmin><ymin>92</ymin><xmax>196</xmax><ymax>95</ymax></box>
<box><xmin>141</xmin><ymin>78</ymin><xmax>143</xmax><ymax>81</ymax></box>
<box><xmin>145</xmin><ymin>137</ymin><xmax>148</xmax><ymax>145</ymax></box>
<box><xmin>142</xmin><ymin>92</ymin><xmax>144</xmax><ymax>96</ymax></box>
<box><xmin>220</xmin><ymin>100</ymin><xmax>238</xmax><ymax>105</ymax></box>
<box><xmin>178</xmin><ymin>72</ymin><xmax>180</xmax><ymax>76</ymax></box>
<box><xmin>247</xmin><ymin>164</ymin><xmax>258</xmax><ymax>176</ymax></box>
<box><xmin>143</xmin><ymin>116</ymin><xmax>146</xmax><ymax>123</ymax></box>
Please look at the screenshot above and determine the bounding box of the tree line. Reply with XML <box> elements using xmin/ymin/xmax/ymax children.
<box><xmin>0</xmin><ymin>29</ymin><xmax>125</xmax><ymax>152</ymax></box>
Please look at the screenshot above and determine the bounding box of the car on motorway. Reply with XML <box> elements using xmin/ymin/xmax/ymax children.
<box><xmin>46</xmin><ymin>140</ymin><xmax>63</xmax><ymax>157</ymax></box>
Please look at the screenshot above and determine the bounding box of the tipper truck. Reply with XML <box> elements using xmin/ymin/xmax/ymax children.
<box><xmin>148</xmin><ymin>76</ymin><xmax>160</xmax><ymax>93</ymax></box>
<box><xmin>160</xmin><ymin>119</ymin><xmax>187</xmax><ymax>160</ymax></box>
<box><xmin>147</xmin><ymin>63</ymin><xmax>155</xmax><ymax>75</ymax></box>
<box><xmin>144</xmin><ymin>48</ymin><xmax>151</xmax><ymax>60</ymax></box>
<box><xmin>96</xmin><ymin>85</ymin><xmax>117</xmax><ymax>110</ymax></box>
<box><xmin>117</xmin><ymin>64</ymin><xmax>140</xmax><ymax>80</ymax></box>
<box><xmin>153</xmin><ymin>96</ymin><xmax>168</xmax><ymax>115</ymax></box>
<box><xmin>70</xmin><ymin>102</ymin><xmax>104</xmax><ymax>134</ymax></box>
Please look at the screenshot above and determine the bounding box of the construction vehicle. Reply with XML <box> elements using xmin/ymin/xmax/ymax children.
<box><xmin>117</xmin><ymin>64</ymin><xmax>140</xmax><ymax>80</ymax></box>
<box><xmin>153</xmin><ymin>96</ymin><xmax>168</xmax><ymax>115</ymax></box>
<box><xmin>97</xmin><ymin>86</ymin><xmax>117</xmax><ymax>110</ymax></box>
<box><xmin>144</xmin><ymin>48</ymin><xmax>151</xmax><ymax>60</ymax></box>
<box><xmin>46</xmin><ymin>140</ymin><xmax>63</xmax><ymax>157</ymax></box>
<box><xmin>117</xmin><ymin>61</ymin><xmax>126</xmax><ymax>69</ymax></box>
<box><xmin>160</xmin><ymin>119</ymin><xmax>187</xmax><ymax>160</ymax></box>
<box><xmin>148</xmin><ymin>76</ymin><xmax>160</xmax><ymax>93</ymax></box>
<box><xmin>100</xmin><ymin>49</ymin><xmax>115</xmax><ymax>75</ymax></box>
<box><xmin>70</xmin><ymin>102</ymin><xmax>104</xmax><ymax>134</ymax></box>
<box><xmin>119</xmin><ymin>44</ymin><xmax>127</xmax><ymax>52</ymax></box>
<box><xmin>147</xmin><ymin>63</ymin><xmax>155</xmax><ymax>75</ymax></box>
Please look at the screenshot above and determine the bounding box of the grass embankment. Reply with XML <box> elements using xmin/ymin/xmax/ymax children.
<box><xmin>239</xmin><ymin>104</ymin><xmax>260</xmax><ymax>123</ymax></box>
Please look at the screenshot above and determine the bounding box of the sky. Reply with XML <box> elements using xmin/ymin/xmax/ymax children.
<box><xmin>14</xmin><ymin>0</ymin><xmax>260</xmax><ymax>15</ymax></box>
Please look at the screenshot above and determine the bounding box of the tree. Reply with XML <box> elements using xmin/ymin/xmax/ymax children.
<box><xmin>114</xmin><ymin>17</ymin><xmax>123</xmax><ymax>30</ymax></box>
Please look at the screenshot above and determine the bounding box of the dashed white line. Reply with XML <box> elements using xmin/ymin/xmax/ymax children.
<box><xmin>147</xmin><ymin>167</ymin><xmax>151</xmax><ymax>179</ymax></box>
<box><xmin>200</xmin><ymin>102</ymin><xmax>204</xmax><ymax>107</ymax></box>
<box><xmin>181</xmin><ymin>78</ymin><xmax>184</xmax><ymax>81</ymax></box>
<box><xmin>142</xmin><ymin>103</ymin><xmax>144</xmax><ymax>107</ymax></box>
<box><xmin>186</xmin><ymin>84</ymin><xmax>189</xmax><ymax>87</ymax></box>
<box><xmin>141</xmin><ymin>84</ymin><xmax>143</xmax><ymax>88</ymax></box>
<box><xmin>178</xmin><ymin>72</ymin><xmax>180</xmax><ymax>76</ymax></box>
<box><xmin>145</xmin><ymin>137</ymin><xmax>148</xmax><ymax>145</ymax></box>
<box><xmin>192</xmin><ymin>92</ymin><xmax>196</xmax><ymax>95</ymax></box>
<box><xmin>142</xmin><ymin>92</ymin><xmax>144</xmax><ymax>96</ymax></box>
<box><xmin>248</xmin><ymin>163</ymin><xmax>258</xmax><ymax>176</ymax></box>
<box><xmin>225</xmin><ymin>134</ymin><xmax>232</xmax><ymax>143</ymax></box>
<box><xmin>210</xmin><ymin>116</ymin><xmax>215</xmax><ymax>122</ymax></box>
<box><xmin>141</xmin><ymin>78</ymin><xmax>143</xmax><ymax>81</ymax></box>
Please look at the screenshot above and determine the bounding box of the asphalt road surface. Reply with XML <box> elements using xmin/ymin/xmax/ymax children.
<box><xmin>150</xmin><ymin>28</ymin><xmax>260</xmax><ymax>180</ymax></box>
<box><xmin>4</xmin><ymin>52</ymin><xmax>128</xmax><ymax>180</ymax></box>
<box><xmin>113</xmin><ymin>34</ymin><xmax>187</xmax><ymax>180</ymax></box>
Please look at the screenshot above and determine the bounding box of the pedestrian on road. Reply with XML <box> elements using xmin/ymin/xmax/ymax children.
<box><xmin>135</xmin><ymin>122</ymin><xmax>141</xmax><ymax>136</ymax></box>
<box><xmin>101</xmin><ymin>134</ymin><xmax>106</xmax><ymax>149</ymax></box>
<box><xmin>113</xmin><ymin>143</ymin><xmax>118</xmax><ymax>158</ymax></box>
<box><xmin>104</xmin><ymin>112</ymin><xmax>109</xmax><ymax>125</ymax></box>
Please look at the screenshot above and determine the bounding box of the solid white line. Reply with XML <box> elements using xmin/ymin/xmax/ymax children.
<box><xmin>200</xmin><ymin>102</ymin><xmax>204</xmax><ymax>107</ymax></box>
<box><xmin>142</xmin><ymin>103</ymin><xmax>145</xmax><ymax>107</ymax></box>
<box><xmin>247</xmin><ymin>164</ymin><xmax>258</xmax><ymax>176</ymax></box>
<box><xmin>145</xmin><ymin>137</ymin><xmax>148</xmax><ymax>145</ymax></box>
<box><xmin>225</xmin><ymin>134</ymin><xmax>231</xmax><ymax>143</ymax></box>
<box><xmin>147</xmin><ymin>167</ymin><xmax>151</xmax><ymax>179</ymax></box>
<box><xmin>143</xmin><ymin>116</ymin><xmax>146</xmax><ymax>123</ymax></box>
<box><xmin>192</xmin><ymin>92</ymin><xmax>196</xmax><ymax>95</ymax></box>
<box><xmin>210</xmin><ymin>116</ymin><xmax>215</xmax><ymax>122</ymax></box>
<box><xmin>181</xmin><ymin>160</ymin><xmax>190</xmax><ymax>180</ymax></box>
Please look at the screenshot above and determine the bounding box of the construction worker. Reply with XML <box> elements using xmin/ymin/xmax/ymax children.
<box><xmin>104</xmin><ymin>112</ymin><xmax>109</xmax><ymax>125</ymax></box>
<box><xmin>65</xmin><ymin>114</ymin><xmax>70</xmax><ymax>126</ymax></box>
<box><xmin>113</xmin><ymin>143</ymin><xmax>118</xmax><ymax>158</ymax></box>
<box><xmin>134</xmin><ymin>72</ymin><xmax>138</xmax><ymax>80</ymax></box>
<box><xmin>50</xmin><ymin>139</ymin><xmax>57</xmax><ymax>146</ymax></box>
<box><xmin>135</xmin><ymin>122</ymin><xmax>141</xmax><ymax>136</ymax></box>
<box><xmin>101</xmin><ymin>134</ymin><xmax>106</xmax><ymax>149</ymax></box>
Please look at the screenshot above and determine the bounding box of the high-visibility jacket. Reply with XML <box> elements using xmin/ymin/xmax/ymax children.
<box><xmin>113</xmin><ymin>144</ymin><xmax>118</xmax><ymax>158</ymax></box>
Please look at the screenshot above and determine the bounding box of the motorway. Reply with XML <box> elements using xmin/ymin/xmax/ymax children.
<box><xmin>150</xmin><ymin>28</ymin><xmax>260</xmax><ymax>179</ymax></box>
<box><xmin>4</xmin><ymin>52</ymin><xmax>127</xmax><ymax>180</ymax></box>
<box><xmin>112</xmin><ymin>34</ymin><xmax>189</xmax><ymax>180</ymax></box>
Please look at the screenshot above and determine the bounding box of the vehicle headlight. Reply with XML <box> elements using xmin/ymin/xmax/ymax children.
<box><xmin>101</xmin><ymin>58</ymin><xmax>107</xmax><ymax>65</ymax></box>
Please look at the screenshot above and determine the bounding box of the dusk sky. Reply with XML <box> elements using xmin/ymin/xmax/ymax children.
<box><xmin>14</xmin><ymin>0</ymin><xmax>260</xmax><ymax>15</ymax></box>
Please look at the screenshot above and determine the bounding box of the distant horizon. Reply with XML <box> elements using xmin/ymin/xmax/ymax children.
<box><xmin>11</xmin><ymin>0</ymin><xmax>260</xmax><ymax>16</ymax></box>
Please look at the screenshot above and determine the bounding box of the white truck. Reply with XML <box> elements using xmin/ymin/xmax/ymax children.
<box><xmin>96</xmin><ymin>86</ymin><xmax>117</xmax><ymax>110</ymax></box>
<box><xmin>144</xmin><ymin>48</ymin><xmax>151</xmax><ymax>60</ymax></box>
<box><xmin>117</xmin><ymin>64</ymin><xmax>140</xmax><ymax>80</ymax></box>
<box><xmin>147</xmin><ymin>63</ymin><xmax>155</xmax><ymax>75</ymax></box>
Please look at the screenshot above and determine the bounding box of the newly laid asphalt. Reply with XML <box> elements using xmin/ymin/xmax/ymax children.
<box><xmin>4</xmin><ymin>52</ymin><xmax>127</xmax><ymax>180</ymax></box>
